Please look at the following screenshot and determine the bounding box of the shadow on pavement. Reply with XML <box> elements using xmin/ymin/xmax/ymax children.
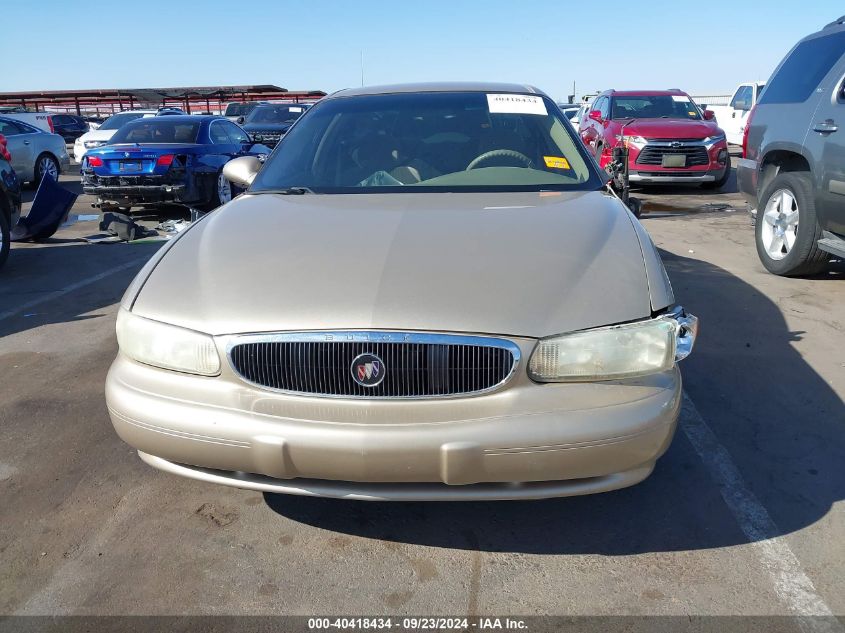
<box><xmin>0</xmin><ymin>242</ymin><xmax>161</xmax><ymax>338</ymax></box>
<box><xmin>265</xmin><ymin>251</ymin><xmax>844</xmax><ymax>555</ymax></box>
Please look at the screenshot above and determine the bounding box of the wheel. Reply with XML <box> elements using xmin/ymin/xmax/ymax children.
<box><xmin>0</xmin><ymin>209</ymin><xmax>10</xmax><ymax>270</ymax></box>
<box><xmin>216</xmin><ymin>172</ymin><xmax>233</xmax><ymax>205</ymax></box>
<box><xmin>203</xmin><ymin>171</ymin><xmax>233</xmax><ymax>210</ymax></box>
<box><xmin>34</xmin><ymin>153</ymin><xmax>60</xmax><ymax>184</ymax></box>
<box><xmin>701</xmin><ymin>154</ymin><xmax>731</xmax><ymax>189</ymax></box>
<box><xmin>754</xmin><ymin>172</ymin><xmax>828</xmax><ymax>276</ymax></box>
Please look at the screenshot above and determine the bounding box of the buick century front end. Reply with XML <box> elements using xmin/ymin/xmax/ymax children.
<box><xmin>106</xmin><ymin>83</ymin><xmax>698</xmax><ymax>500</ymax></box>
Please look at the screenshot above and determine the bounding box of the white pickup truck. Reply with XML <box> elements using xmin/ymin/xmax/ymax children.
<box><xmin>701</xmin><ymin>82</ymin><xmax>765</xmax><ymax>146</ymax></box>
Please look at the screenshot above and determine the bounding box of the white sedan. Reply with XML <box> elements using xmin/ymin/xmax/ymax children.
<box><xmin>73</xmin><ymin>110</ymin><xmax>158</xmax><ymax>162</ymax></box>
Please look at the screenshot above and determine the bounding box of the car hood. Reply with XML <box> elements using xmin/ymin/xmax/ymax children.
<box><xmin>77</xmin><ymin>128</ymin><xmax>117</xmax><ymax>143</ymax></box>
<box><xmin>621</xmin><ymin>118</ymin><xmax>722</xmax><ymax>139</ymax></box>
<box><xmin>130</xmin><ymin>191</ymin><xmax>658</xmax><ymax>338</ymax></box>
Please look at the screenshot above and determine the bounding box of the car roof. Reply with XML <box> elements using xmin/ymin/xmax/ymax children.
<box><xmin>604</xmin><ymin>90</ymin><xmax>688</xmax><ymax>97</ymax></box>
<box><xmin>122</xmin><ymin>114</ymin><xmax>220</xmax><ymax>123</ymax></box>
<box><xmin>327</xmin><ymin>82</ymin><xmax>545</xmax><ymax>99</ymax></box>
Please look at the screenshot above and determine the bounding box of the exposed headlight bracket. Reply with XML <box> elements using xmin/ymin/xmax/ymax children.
<box><xmin>668</xmin><ymin>305</ymin><xmax>699</xmax><ymax>361</ymax></box>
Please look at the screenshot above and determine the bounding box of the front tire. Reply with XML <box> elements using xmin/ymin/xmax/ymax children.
<box><xmin>754</xmin><ymin>172</ymin><xmax>828</xmax><ymax>276</ymax></box>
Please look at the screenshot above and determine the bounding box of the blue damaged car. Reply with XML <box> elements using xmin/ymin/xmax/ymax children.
<box><xmin>81</xmin><ymin>115</ymin><xmax>270</xmax><ymax>211</ymax></box>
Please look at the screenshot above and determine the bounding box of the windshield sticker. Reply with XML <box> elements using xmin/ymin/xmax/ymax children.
<box><xmin>543</xmin><ymin>156</ymin><xmax>571</xmax><ymax>170</ymax></box>
<box><xmin>487</xmin><ymin>94</ymin><xmax>548</xmax><ymax>115</ymax></box>
<box><xmin>688</xmin><ymin>111</ymin><xmax>697</xmax><ymax>116</ymax></box>
<box><xmin>671</xmin><ymin>95</ymin><xmax>688</xmax><ymax>102</ymax></box>
<box><xmin>289</xmin><ymin>107</ymin><xmax>303</xmax><ymax>112</ymax></box>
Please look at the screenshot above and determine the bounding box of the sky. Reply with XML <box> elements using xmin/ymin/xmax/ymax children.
<box><xmin>3</xmin><ymin>1</ymin><xmax>841</xmax><ymax>101</ymax></box>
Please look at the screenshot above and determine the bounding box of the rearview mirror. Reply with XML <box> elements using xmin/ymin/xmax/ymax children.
<box><xmin>703</xmin><ymin>109</ymin><xmax>716</xmax><ymax>121</ymax></box>
<box><xmin>223</xmin><ymin>156</ymin><xmax>261</xmax><ymax>188</ymax></box>
<box><xmin>588</xmin><ymin>110</ymin><xmax>603</xmax><ymax>122</ymax></box>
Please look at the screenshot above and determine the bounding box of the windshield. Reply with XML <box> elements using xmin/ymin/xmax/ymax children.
<box><xmin>252</xmin><ymin>92</ymin><xmax>599</xmax><ymax>193</ymax></box>
<box><xmin>611</xmin><ymin>95</ymin><xmax>701</xmax><ymax>120</ymax></box>
<box><xmin>225</xmin><ymin>103</ymin><xmax>253</xmax><ymax>117</ymax></box>
<box><xmin>99</xmin><ymin>112</ymin><xmax>146</xmax><ymax>131</ymax></box>
<box><xmin>108</xmin><ymin>119</ymin><xmax>201</xmax><ymax>144</ymax></box>
<box><xmin>246</xmin><ymin>104</ymin><xmax>307</xmax><ymax>125</ymax></box>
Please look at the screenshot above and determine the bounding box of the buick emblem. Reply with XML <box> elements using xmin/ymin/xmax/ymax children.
<box><xmin>351</xmin><ymin>353</ymin><xmax>385</xmax><ymax>387</ymax></box>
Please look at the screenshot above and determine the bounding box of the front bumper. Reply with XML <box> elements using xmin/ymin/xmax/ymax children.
<box><xmin>629</xmin><ymin>171</ymin><xmax>718</xmax><ymax>183</ymax></box>
<box><xmin>106</xmin><ymin>346</ymin><xmax>683</xmax><ymax>500</ymax></box>
<box><xmin>627</xmin><ymin>139</ymin><xmax>729</xmax><ymax>184</ymax></box>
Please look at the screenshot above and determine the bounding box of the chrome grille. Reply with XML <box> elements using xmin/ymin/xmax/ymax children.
<box><xmin>227</xmin><ymin>332</ymin><xmax>520</xmax><ymax>398</ymax></box>
<box><xmin>636</xmin><ymin>144</ymin><xmax>709</xmax><ymax>167</ymax></box>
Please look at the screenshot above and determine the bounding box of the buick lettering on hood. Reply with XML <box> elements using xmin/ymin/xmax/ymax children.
<box><xmin>106</xmin><ymin>83</ymin><xmax>698</xmax><ymax>501</ymax></box>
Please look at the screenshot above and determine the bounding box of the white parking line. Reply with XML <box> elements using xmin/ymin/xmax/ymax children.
<box><xmin>681</xmin><ymin>392</ymin><xmax>842</xmax><ymax>633</ymax></box>
<box><xmin>0</xmin><ymin>258</ymin><xmax>147</xmax><ymax>323</ymax></box>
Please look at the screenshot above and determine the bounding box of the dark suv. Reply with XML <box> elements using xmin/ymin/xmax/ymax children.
<box><xmin>739</xmin><ymin>15</ymin><xmax>845</xmax><ymax>275</ymax></box>
<box><xmin>50</xmin><ymin>114</ymin><xmax>89</xmax><ymax>143</ymax></box>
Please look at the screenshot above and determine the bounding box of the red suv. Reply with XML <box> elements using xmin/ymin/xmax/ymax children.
<box><xmin>580</xmin><ymin>89</ymin><xmax>730</xmax><ymax>189</ymax></box>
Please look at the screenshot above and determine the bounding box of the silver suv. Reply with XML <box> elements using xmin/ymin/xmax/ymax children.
<box><xmin>738</xmin><ymin>15</ymin><xmax>845</xmax><ymax>276</ymax></box>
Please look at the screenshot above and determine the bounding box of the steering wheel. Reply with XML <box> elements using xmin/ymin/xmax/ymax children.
<box><xmin>466</xmin><ymin>149</ymin><xmax>534</xmax><ymax>170</ymax></box>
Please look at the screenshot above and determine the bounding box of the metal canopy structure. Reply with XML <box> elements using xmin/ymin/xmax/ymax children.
<box><xmin>0</xmin><ymin>85</ymin><xmax>327</xmax><ymax>115</ymax></box>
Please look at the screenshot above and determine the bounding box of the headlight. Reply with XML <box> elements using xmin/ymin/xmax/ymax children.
<box><xmin>702</xmin><ymin>134</ymin><xmax>726</xmax><ymax>146</ymax></box>
<box><xmin>614</xmin><ymin>134</ymin><xmax>647</xmax><ymax>147</ymax></box>
<box><xmin>116</xmin><ymin>309</ymin><xmax>220</xmax><ymax>376</ymax></box>
<box><xmin>528</xmin><ymin>310</ymin><xmax>698</xmax><ymax>382</ymax></box>
<box><xmin>84</xmin><ymin>140</ymin><xmax>106</xmax><ymax>149</ymax></box>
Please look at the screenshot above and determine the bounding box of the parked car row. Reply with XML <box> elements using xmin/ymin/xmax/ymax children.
<box><xmin>80</xmin><ymin>115</ymin><xmax>271</xmax><ymax>211</ymax></box>
<box><xmin>73</xmin><ymin>103</ymin><xmax>310</xmax><ymax>211</ymax></box>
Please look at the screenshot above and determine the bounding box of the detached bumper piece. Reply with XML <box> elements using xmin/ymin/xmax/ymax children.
<box><xmin>11</xmin><ymin>173</ymin><xmax>77</xmax><ymax>242</ymax></box>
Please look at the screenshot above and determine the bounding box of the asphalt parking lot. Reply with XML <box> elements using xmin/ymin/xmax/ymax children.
<box><xmin>1</xmin><ymin>162</ymin><xmax>843</xmax><ymax>627</ymax></box>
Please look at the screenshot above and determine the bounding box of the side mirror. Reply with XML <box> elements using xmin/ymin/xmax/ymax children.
<box><xmin>237</xmin><ymin>116</ymin><xmax>245</xmax><ymax>124</ymax></box>
<box><xmin>703</xmin><ymin>109</ymin><xmax>716</xmax><ymax>121</ymax></box>
<box><xmin>588</xmin><ymin>110</ymin><xmax>603</xmax><ymax>122</ymax></box>
<box><xmin>223</xmin><ymin>155</ymin><xmax>261</xmax><ymax>188</ymax></box>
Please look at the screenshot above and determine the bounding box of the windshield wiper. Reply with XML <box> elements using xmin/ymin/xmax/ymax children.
<box><xmin>255</xmin><ymin>187</ymin><xmax>314</xmax><ymax>195</ymax></box>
